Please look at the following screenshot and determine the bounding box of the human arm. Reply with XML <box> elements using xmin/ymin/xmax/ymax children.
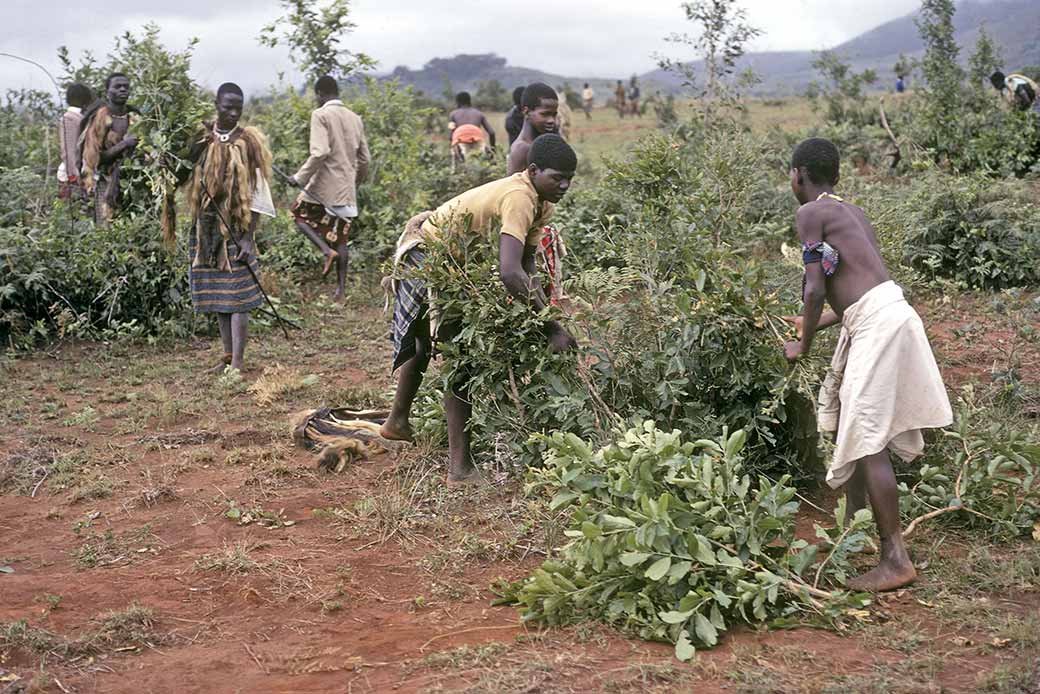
<box><xmin>293</xmin><ymin>111</ymin><xmax>329</xmax><ymax>186</ymax></box>
<box><xmin>236</xmin><ymin>212</ymin><xmax>260</xmax><ymax>263</ymax></box>
<box><xmin>785</xmin><ymin>207</ymin><xmax>827</xmax><ymax>362</ymax></box>
<box><xmin>499</xmin><ymin>234</ymin><xmax>575</xmax><ymax>352</ymax></box>
<box><xmin>782</xmin><ymin>310</ymin><xmax>840</xmax><ymax>340</ymax></box>
<box><xmin>99</xmin><ymin>135</ymin><xmax>137</xmax><ymax>164</ymax></box>
<box><xmin>238</xmin><ymin>171</ymin><xmax>276</xmax><ymax>262</ymax></box>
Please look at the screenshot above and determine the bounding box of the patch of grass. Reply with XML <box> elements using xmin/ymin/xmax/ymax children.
<box><xmin>975</xmin><ymin>658</ymin><xmax>1040</xmax><ymax>693</ymax></box>
<box><xmin>328</xmin><ymin>382</ymin><xmax>389</xmax><ymax>410</ymax></box>
<box><xmin>247</xmin><ymin>365</ymin><xmax>319</xmax><ymax>407</ymax></box>
<box><xmin>74</xmin><ymin>525</ymin><xmax>157</xmax><ymax>569</ymax></box>
<box><xmin>0</xmin><ymin>604</ymin><xmax>165</xmax><ymax>662</ymax></box>
<box><xmin>48</xmin><ymin>451</ymin><xmax>94</xmax><ymax>490</ymax></box>
<box><xmin>71</xmin><ymin>474</ymin><xmax>115</xmax><ymax>503</ymax></box>
<box><xmin>0</xmin><ymin>620</ymin><xmax>66</xmax><ymax>658</ymax></box>
<box><xmin>136</xmin><ymin>467</ymin><xmax>178</xmax><ymax>507</ymax></box>
<box><xmin>421</xmin><ymin>642</ymin><xmax>510</xmax><ymax>670</ymax></box>
<box><xmin>918</xmin><ymin>537</ymin><xmax>1040</xmax><ymax>597</ymax></box>
<box><xmin>0</xmin><ymin>445</ymin><xmax>56</xmax><ymax>494</ymax></box>
<box><xmin>992</xmin><ymin>612</ymin><xmax>1040</xmax><ymax>653</ymax></box>
<box><xmin>817</xmin><ymin>654</ymin><xmax>948</xmax><ymax>694</ymax></box>
<box><xmin>599</xmin><ymin>662</ymin><xmax>712</xmax><ymax>693</ymax></box>
<box><xmin>89</xmin><ymin>604</ymin><xmax>164</xmax><ymax>650</ymax></box>
<box><xmin>195</xmin><ymin>541</ymin><xmax>263</xmax><ymax>574</ymax></box>
<box><xmin>61</xmin><ymin>405</ymin><xmax>100</xmax><ymax>429</ymax></box>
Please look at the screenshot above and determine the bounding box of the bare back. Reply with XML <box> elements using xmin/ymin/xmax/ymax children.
<box><xmin>798</xmin><ymin>198</ymin><xmax>890</xmax><ymax>316</ymax></box>
<box><xmin>449</xmin><ymin>107</ymin><xmax>488</xmax><ymax>129</ymax></box>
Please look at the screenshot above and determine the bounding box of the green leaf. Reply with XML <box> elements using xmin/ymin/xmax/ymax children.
<box><xmin>659</xmin><ymin>609</ymin><xmax>694</xmax><ymax>624</ymax></box>
<box><xmin>645</xmin><ymin>556</ymin><xmax>672</xmax><ymax>581</ymax></box>
<box><xmin>620</xmin><ymin>552</ymin><xmax>651</xmax><ymax>567</ymax></box>
<box><xmin>694</xmin><ymin>613</ymin><xmax>718</xmax><ymax>647</ymax></box>
<box><xmin>675</xmin><ymin>629</ymin><xmax>696</xmax><ymax>661</ymax></box>
<box><xmin>549</xmin><ymin>490</ymin><xmax>579</xmax><ymax>511</ymax></box>
<box><xmin>692</xmin><ymin>535</ymin><xmax>717</xmax><ymax>565</ymax></box>
<box><xmin>581</xmin><ymin>521</ymin><xmax>602</xmax><ymax>539</ymax></box>
<box><xmin>602</xmin><ymin>514</ymin><xmax>636</xmax><ymax>529</ymax></box>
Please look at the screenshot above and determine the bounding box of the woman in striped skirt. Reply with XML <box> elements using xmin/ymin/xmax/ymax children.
<box><xmin>180</xmin><ymin>82</ymin><xmax>276</xmax><ymax>373</ymax></box>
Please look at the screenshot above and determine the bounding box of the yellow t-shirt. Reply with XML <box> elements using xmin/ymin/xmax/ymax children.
<box><xmin>410</xmin><ymin>172</ymin><xmax>553</xmax><ymax>249</ymax></box>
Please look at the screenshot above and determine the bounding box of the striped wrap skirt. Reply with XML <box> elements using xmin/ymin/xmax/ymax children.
<box><xmin>188</xmin><ymin>233</ymin><xmax>263</xmax><ymax>314</ymax></box>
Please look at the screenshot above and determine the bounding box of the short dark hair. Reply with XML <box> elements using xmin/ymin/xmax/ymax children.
<box><xmin>521</xmin><ymin>82</ymin><xmax>557</xmax><ymax>110</ymax></box>
<box><xmin>529</xmin><ymin>134</ymin><xmax>576</xmax><ymax>172</ymax></box>
<box><xmin>105</xmin><ymin>72</ymin><xmax>129</xmax><ymax>89</ymax></box>
<box><xmin>792</xmin><ymin>138</ymin><xmax>840</xmax><ymax>185</ymax></box>
<box><xmin>66</xmin><ymin>82</ymin><xmax>92</xmax><ymax>108</ymax></box>
<box><xmin>455</xmin><ymin>91</ymin><xmax>471</xmax><ymax>107</ymax></box>
<box><xmin>315</xmin><ymin>75</ymin><xmax>339</xmax><ymax>96</ymax></box>
<box><xmin>216</xmin><ymin>82</ymin><xmax>244</xmax><ymax>100</ymax></box>
<box><xmin>511</xmin><ymin>86</ymin><xmax>524</xmax><ymax>107</ymax></box>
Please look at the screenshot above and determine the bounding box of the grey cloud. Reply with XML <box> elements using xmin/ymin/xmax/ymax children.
<box><xmin>2</xmin><ymin>0</ymin><xmax>921</xmax><ymax>95</ymax></box>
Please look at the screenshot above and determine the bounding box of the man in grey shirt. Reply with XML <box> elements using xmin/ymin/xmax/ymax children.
<box><xmin>289</xmin><ymin>75</ymin><xmax>371</xmax><ymax>302</ymax></box>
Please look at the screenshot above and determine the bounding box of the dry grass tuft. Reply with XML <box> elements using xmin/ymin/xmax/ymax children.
<box><xmin>248</xmin><ymin>365</ymin><xmax>319</xmax><ymax>407</ymax></box>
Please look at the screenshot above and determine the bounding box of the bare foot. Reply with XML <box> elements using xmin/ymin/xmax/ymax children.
<box><xmin>330</xmin><ymin>290</ymin><xmax>345</xmax><ymax>304</ymax></box>
<box><xmin>206</xmin><ymin>355</ymin><xmax>232</xmax><ymax>374</ymax></box>
<box><xmin>322</xmin><ymin>250</ymin><xmax>339</xmax><ymax>277</ymax></box>
<box><xmin>847</xmin><ymin>559</ymin><xmax>917</xmax><ymax>592</ymax></box>
<box><xmin>380</xmin><ymin>418</ymin><xmax>415</xmax><ymax>443</ymax></box>
<box><xmin>446</xmin><ymin>467</ymin><xmax>483</xmax><ymax>487</ymax></box>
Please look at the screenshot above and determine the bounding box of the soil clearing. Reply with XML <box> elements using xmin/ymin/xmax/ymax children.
<box><xmin>1</xmin><ymin>285</ymin><xmax>1038</xmax><ymax>693</ymax></box>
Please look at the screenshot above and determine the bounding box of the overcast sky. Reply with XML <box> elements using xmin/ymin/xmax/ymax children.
<box><xmin>2</xmin><ymin>0</ymin><xmax>922</xmax><ymax>96</ymax></box>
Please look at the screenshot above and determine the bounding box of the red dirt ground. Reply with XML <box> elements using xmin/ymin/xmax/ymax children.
<box><xmin>1</xmin><ymin>292</ymin><xmax>1038</xmax><ymax>693</ymax></box>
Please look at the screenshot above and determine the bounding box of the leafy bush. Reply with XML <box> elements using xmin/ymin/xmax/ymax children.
<box><xmin>416</xmin><ymin>130</ymin><xmax>823</xmax><ymax>482</ymax></box>
<box><xmin>806</xmin><ymin>51</ymin><xmax>878</xmax><ymax>127</ymax></box>
<box><xmin>59</xmin><ymin>24</ymin><xmax>211</xmax><ymax>219</ymax></box>
<box><xmin>892</xmin><ymin>173</ymin><xmax>1039</xmax><ymax>289</ymax></box>
<box><xmin>0</xmin><ymin>89</ymin><xmax>58</xmax><ymax>175</ymax></box>
<box><xmin>0</xmin><ymin>210</ymin><xmax>193</xmax><ymax>347</ymax></box>
<box><xmin>496</xmin><ymin>423</ymin><xmax>869</xmax><ymax>660</ymax></box>
<box><xmin>901</xmin><ymin>0</ymin><xmax>1040</xmax><ymax>176</ymax></box>
<box><xmin>901</xmin><ymin>394</ymin><xmax>1040</xmax><ymax>539</ymax></box>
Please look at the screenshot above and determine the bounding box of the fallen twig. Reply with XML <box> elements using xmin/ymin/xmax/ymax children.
<box><xmin>243</xmin><ymin>642</ymin><xmax>268</xmax><ymax>674</ymax></box>
<box><xmin>31</xmin><ymin>468</ymin><xmax>49</xmax><ymax>498</ymax></box>
<box><xmin>419</xmin><ymin>624</ymin><xmax>522</xmax><ymax>652</ymax></box>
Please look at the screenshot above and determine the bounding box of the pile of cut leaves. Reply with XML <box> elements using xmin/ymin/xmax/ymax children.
<box><xmin>496</xmin><ymin>423</ymin><xmax>872</xmax><ymax>660</ymax></box>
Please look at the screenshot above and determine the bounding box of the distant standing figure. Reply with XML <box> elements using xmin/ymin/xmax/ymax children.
<box><xmin>80</xmin><ymin>73</ymin><xmax>138</xmax><ymax>224</ymax></box>
<box><xmin>448</xmin><ymin>91</ymin><xmax>496</xmax><ymax>170</ymax></box>
<box><xmin>581</xmin><ymin>83</ymin><xmax>594</xmax><ymax>119</ymax></box>
<box><xmin>895</xmin><ymin>76</ymin><xmax>905</xmax><ymax>93</ymax></box>
<box><xmin>57</xmin><ymin>82</ymin><xmax>92</xmax><ymax>200</ymax></box>
<box><xmin>614</xmin><ymin>80</ymin><xmax>626</xmax><ymax>118</ymax></box>
<box><xmin>628</xmin><ymin>77</ymin><xmax>641</xmax><ymax>117</ymax></box>
<box><xmin>505</xmin><ymin>86</ymin><xmax>525</xmax><ymax>147</ymax></box>
<box><xmin>288</xmin><ymin>75</ymin><xmax>371</xmax><ymax>303</ymax></box>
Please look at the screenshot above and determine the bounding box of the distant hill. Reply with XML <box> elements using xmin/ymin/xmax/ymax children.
<box><xmin>383</xmin><ymin>0</ymin><xmax>1040</xmax><ymax>100</ymax></box>
<box><xmin>383</xmin><ymin>54</ymin><xmax>625</xmax><ymax>102</ymax></box>
<box><xmin>641</xmin><ymin>0</ymin><xmax>1040</xmax><ymax>94</ymax></box>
